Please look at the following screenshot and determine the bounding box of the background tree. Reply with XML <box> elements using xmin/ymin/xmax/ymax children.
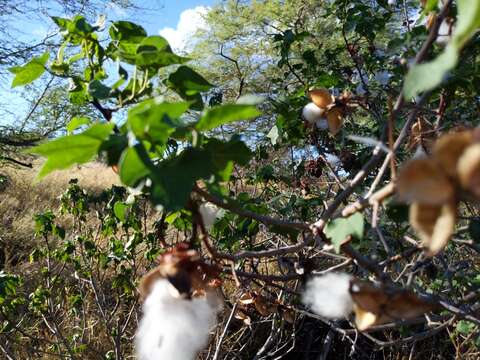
<box><xmin>1</xmin><ymin>0</ymin><xmax>480</xmax><ymax>359</ymax></box>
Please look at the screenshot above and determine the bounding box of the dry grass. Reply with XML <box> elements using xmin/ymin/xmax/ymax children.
<box><xmin>0</xmin><ymin>160</ymin><xmax>120</xmax><ymax>267</ymax></box>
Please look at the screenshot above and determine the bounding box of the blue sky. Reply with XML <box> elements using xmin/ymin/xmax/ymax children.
<box><xmin>1</xmin><ymin>0</ymin><xmax>214</xmax><ymax>126</ymax></box>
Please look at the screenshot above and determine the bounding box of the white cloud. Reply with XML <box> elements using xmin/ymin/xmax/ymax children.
<box><xmin>159</xmin><ymin>6</ymin><xmax>209</xmax><ymax>53</ymax></box>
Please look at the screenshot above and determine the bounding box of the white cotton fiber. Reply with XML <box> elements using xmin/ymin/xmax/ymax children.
<box><xmin>136</xmin><ymin>279</ymin><xmax>219</xmax><ymax>360</ymax></box>
<box><xmin>302</xmin><ymin>273</ymin><xmax>354</xmax><ymax>319</ymax></box>
<box><xmin>199</xmin><ymin>203</ymin><xmax>221</xmax><ymax>228</ymax></box>
<box><xmin>302</xmin><ymin>102</ymin><xmax>325</xmax><ymax>124</ymax></box>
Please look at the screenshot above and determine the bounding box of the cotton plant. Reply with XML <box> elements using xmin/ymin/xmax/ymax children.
<box><xmin>136</xmin><ymin>244</ymin><xmax>222</xmax><ymax>360</ymax></box>
<box><xmin>136</xmin><ymin>279</ymin><xmax>219</xmax><ymax>360</ymax></box>
<box><xmin>302</xmin><ymin>273</ymin><xmax>437</xmax><ymax>331</ymax></box>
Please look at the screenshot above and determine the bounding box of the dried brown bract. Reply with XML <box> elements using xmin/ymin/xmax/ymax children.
<box><xmin>397</xmin><ymin>129</ymin><xmax>480</xmax><ymax>255</ymax></box>
<box><xmin>139</xmin><ymin>242</ymin><xmax>221</xmax><ymax>300</ymax></box>
<box><xmin>349</xmin><ymin>279</ymin><xmax>437</xmax><ymax>331</ymax></box>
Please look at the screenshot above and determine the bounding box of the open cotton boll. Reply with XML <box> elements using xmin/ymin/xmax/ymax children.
<box><xmin>302</xmin><ymin>102</ymin><xmax>325</xmax><ymax>124</ymax></box>
<box><xmin>199</xmin><ymin>203</ymin><xmax>221</xmax><ymax>228</ymax></box>
<box><xmin>136</xmin><ymin>279</ymin><xmax>219</xmax><ymax>360</ymax></box>
<box><xmin>388</xmin><ymin>0</ymin><xmax>396</xmax><ymax>5</ymax></box>
<box><xmin>302</xmin><ymin>273</ymin><xmax>354</xmax><ymax>319</ymax></box>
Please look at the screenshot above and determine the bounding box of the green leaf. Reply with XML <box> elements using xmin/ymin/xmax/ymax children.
<box><xmin>151</xmin><ymin>148</ymin><xmax>216</xmax><ymax>211</ymax></box>
<box><xmin>68</xmin><ymin>15</ymin><xmax>94</xmax><ymax>35</ymax></box>
<box><xmin>68</xmin><ymin>78</ymin><xmax>89</xmax><ymax>105</ymax></box>
<box><xmin>0</xmin><ymin>272</ymin><xmax>20</xmax><ymax>304</ymax></box>
<box><xmin>205</xmin><ymin>136</ymin><xmax>252</xmax><ymax>167</ymax></box>
<box><xmin>204</xmin><ymin>136</ymin><xmax>252</xmax><ymax>181</ymax></box>
<box><xmin>424</xmin><ymin>0</ymin><xmax>439</xmax><ymax>13</ymax></box>
<box><xmin>196</xmin><ymin>104</ymin><xmax>260</xmax><ymax>131</ymax></box>
<box><xmin>88</xmin><ymin>80</ymin><xmax>111</xmax><ymax>99</ymax></box>
<box><xmin>66</xmin><ymin>117</ymin><xmax>92</xmax><ymax>134</ymax></box>
<box><xmin>109</xmin><ymin>21</ymin><xmax>147</xmax><ymax>43</ymax></box>
<box><xmin>100</xmin><ymin>134</ymin><xmax>128</xmax><ymax>166</ymax></box>
<box><xmin>118</xmin><ymin>145</ymin><xmax>152</xmax><ymax>187</ymax></box>
<box><xmin>167</xmin><ymin>66</ymin><xmax>213</xmax><ymax>109</ymax></box>
<box><xmin>324</xmin><ymin>213</ymin><xmax>364</xmax><ymax>253</ymax></box>
<box><xmin>30</xmin><ymin>123</ymin><xmax>114</xmax><ymax>179</ymax></box>
<box><xmin>9</xmin><ymin>52</ymin><xmax>49</xmax><ymax>88</ymax></box>
<box><xmin>51</xmin><ymin>16</ymin><xmax>70</xmax><ymax>31</ymax></box>
<box><xmin>456</xmin><ymin>320</ymin><xmax>476</xmax><ymax>335</ymax></box>
<box><xmin>127</xmin><ymin>100</ymin><xmax>190</xmax><ymax>144</ymax></box>
<box><xmin>169</xmin><ymin>66</ymin><xmax>213</xmax><ymax>92</ymax></box>
<box><xmin>135</xmin><ymin>35</ymin><xmax>189</xmax><ymax>67</ymax></box>
<box><xmin>404</xmin><ymin>0</ymin><xmax>480</xmax><ymax>98</ymax></box>
<box><xmin>404</xmin><ymin>46</ymin><xmax>457</xmax><ymax>99</ymax></box>
<box><xmin>113</xmin><ymin>201</ymin><xmax>130</xmax><ymax>222</ymax></box>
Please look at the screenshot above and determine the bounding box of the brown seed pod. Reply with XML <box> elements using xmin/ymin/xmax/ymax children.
<box><xmin>234</xmin><ymin>308</ymin><xmax>252</xmax><ymax>326</ymax></box>
<box><xmin>397</xmin><ymin>158</ymin><xmax>455</xmax><ymax>205</ymax></box>
<box><xmin>253</xmin><ymin>294</ymin><xmax>276</xmax><ymax>317</ymax></box>
<box><xmin>309</xmin><ymin>88</ymin><xmax>334</xmax><ymax>109</ymax></box>
<box><xmin>350</xmin><ymin>280</ymin><xmax>437</xmax><ymax>330</ymax></box>
<box><xmin>432</xmin><ymin>131</ymin><xmax>474</xmax><ymax>179</ymax></box>
<box><xmin>457</xmin><ymin>143</ymin><xmax>480</xmax><ymax>198</ymax></box>
<box><xmin>409</xmin><ymin>201</ymin><xmax>457</xmax><ymax>255</ymax></box>
<box><xmin>326</xmin><ymin>107</ymin><xmax>344</xmax><ymax>136</ymax></box>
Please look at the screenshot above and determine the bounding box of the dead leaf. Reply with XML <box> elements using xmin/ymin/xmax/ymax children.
<box><xmin>253</xmin><ymin>294</ymin><xmax>276</xmax><ymax>317</ymax></box>
<box><xmin>410</xmin><ymin>201</ymin><xmax>457</xmax><ymax>255</ymax></box>
<box><xmin>457</xmin><ymin>143</ymin><xmax>480</xmax><ymax>198</ymax></box>
<box><xmin>278</xmin><ymin>305</ymin><xmax>295</xmax><ymax>324</ymax></box>
<box><xmin>397</xmin><ymin>158</ymin><xmax>455</xmax><ymax>205</ymax></box>
<box><xmin>309</xmin><ymin>88</ymin><xmax>334</xmax><ymax>109</ymax></box>
<box><xmin>234</xmin><ymin>308</ymin><xmax>252</xmax><ymax>326</ymax></box>
<box><xmin>238</xmin><ymin>292</ymin><xmax>255</xmax><ymax>305</ymax></box>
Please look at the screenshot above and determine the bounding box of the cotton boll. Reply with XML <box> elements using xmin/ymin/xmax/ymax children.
<box><xmin>199</xmin><ymin>203</ymin><xmax>220</xmax><ymax>228</ymax></box>
<box><xmin>302</xmin><ymin>273</ymin><xmax>354</xmax><ymax>319</ymax></box>
<box><xmin>388</xmin><ymin>0</ymin><xmax>396</xmax><ymax>5</ymax></box>
<box><xmin>125</xmin><ymin>194</ymin><xmax>136</xmax><ymax>205</ymax></box>
<box><xmin>436</xmin><ymin>19</ymin><xmax>453</xmax><ymax>45</ymax></box>
<box><xmin>136</xmin><ymin>279</ymin><xmax>219</xmax><ymax>360</ymax></box>
<box><xmin>302</xmin><ymin>102</ymin><xmax>325</xmax><ymax>124</ymax></box>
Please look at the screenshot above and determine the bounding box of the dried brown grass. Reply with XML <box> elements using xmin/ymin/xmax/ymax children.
<box><xmin>0</xmin><ymin>160</ymin><xmax>120</xmax><ymax>267</ymax></box>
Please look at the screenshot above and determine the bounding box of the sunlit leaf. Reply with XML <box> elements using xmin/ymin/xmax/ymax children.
<box><xmin>9</xmin><ymin>52</ymin><xmax>49</xmax><ymax>87</ymax></box>
<box><xmin>66</xmin><ymin>116</ymin><xmax>92</xmax><ymax>134</ymax></box>
<box><xmin>30</xmin><ymin>123</ymin><xmax>114</xmax><ymax>178</ymax></box>
<box><xmin>324</xmin><ymin>213</ymin><xmax>364</xmax><ymax>253</ymax></box>
<box><xmin>195</xmin><ymin>104</ymin><xmax>260</xmax><ymax>131</ymax></box>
